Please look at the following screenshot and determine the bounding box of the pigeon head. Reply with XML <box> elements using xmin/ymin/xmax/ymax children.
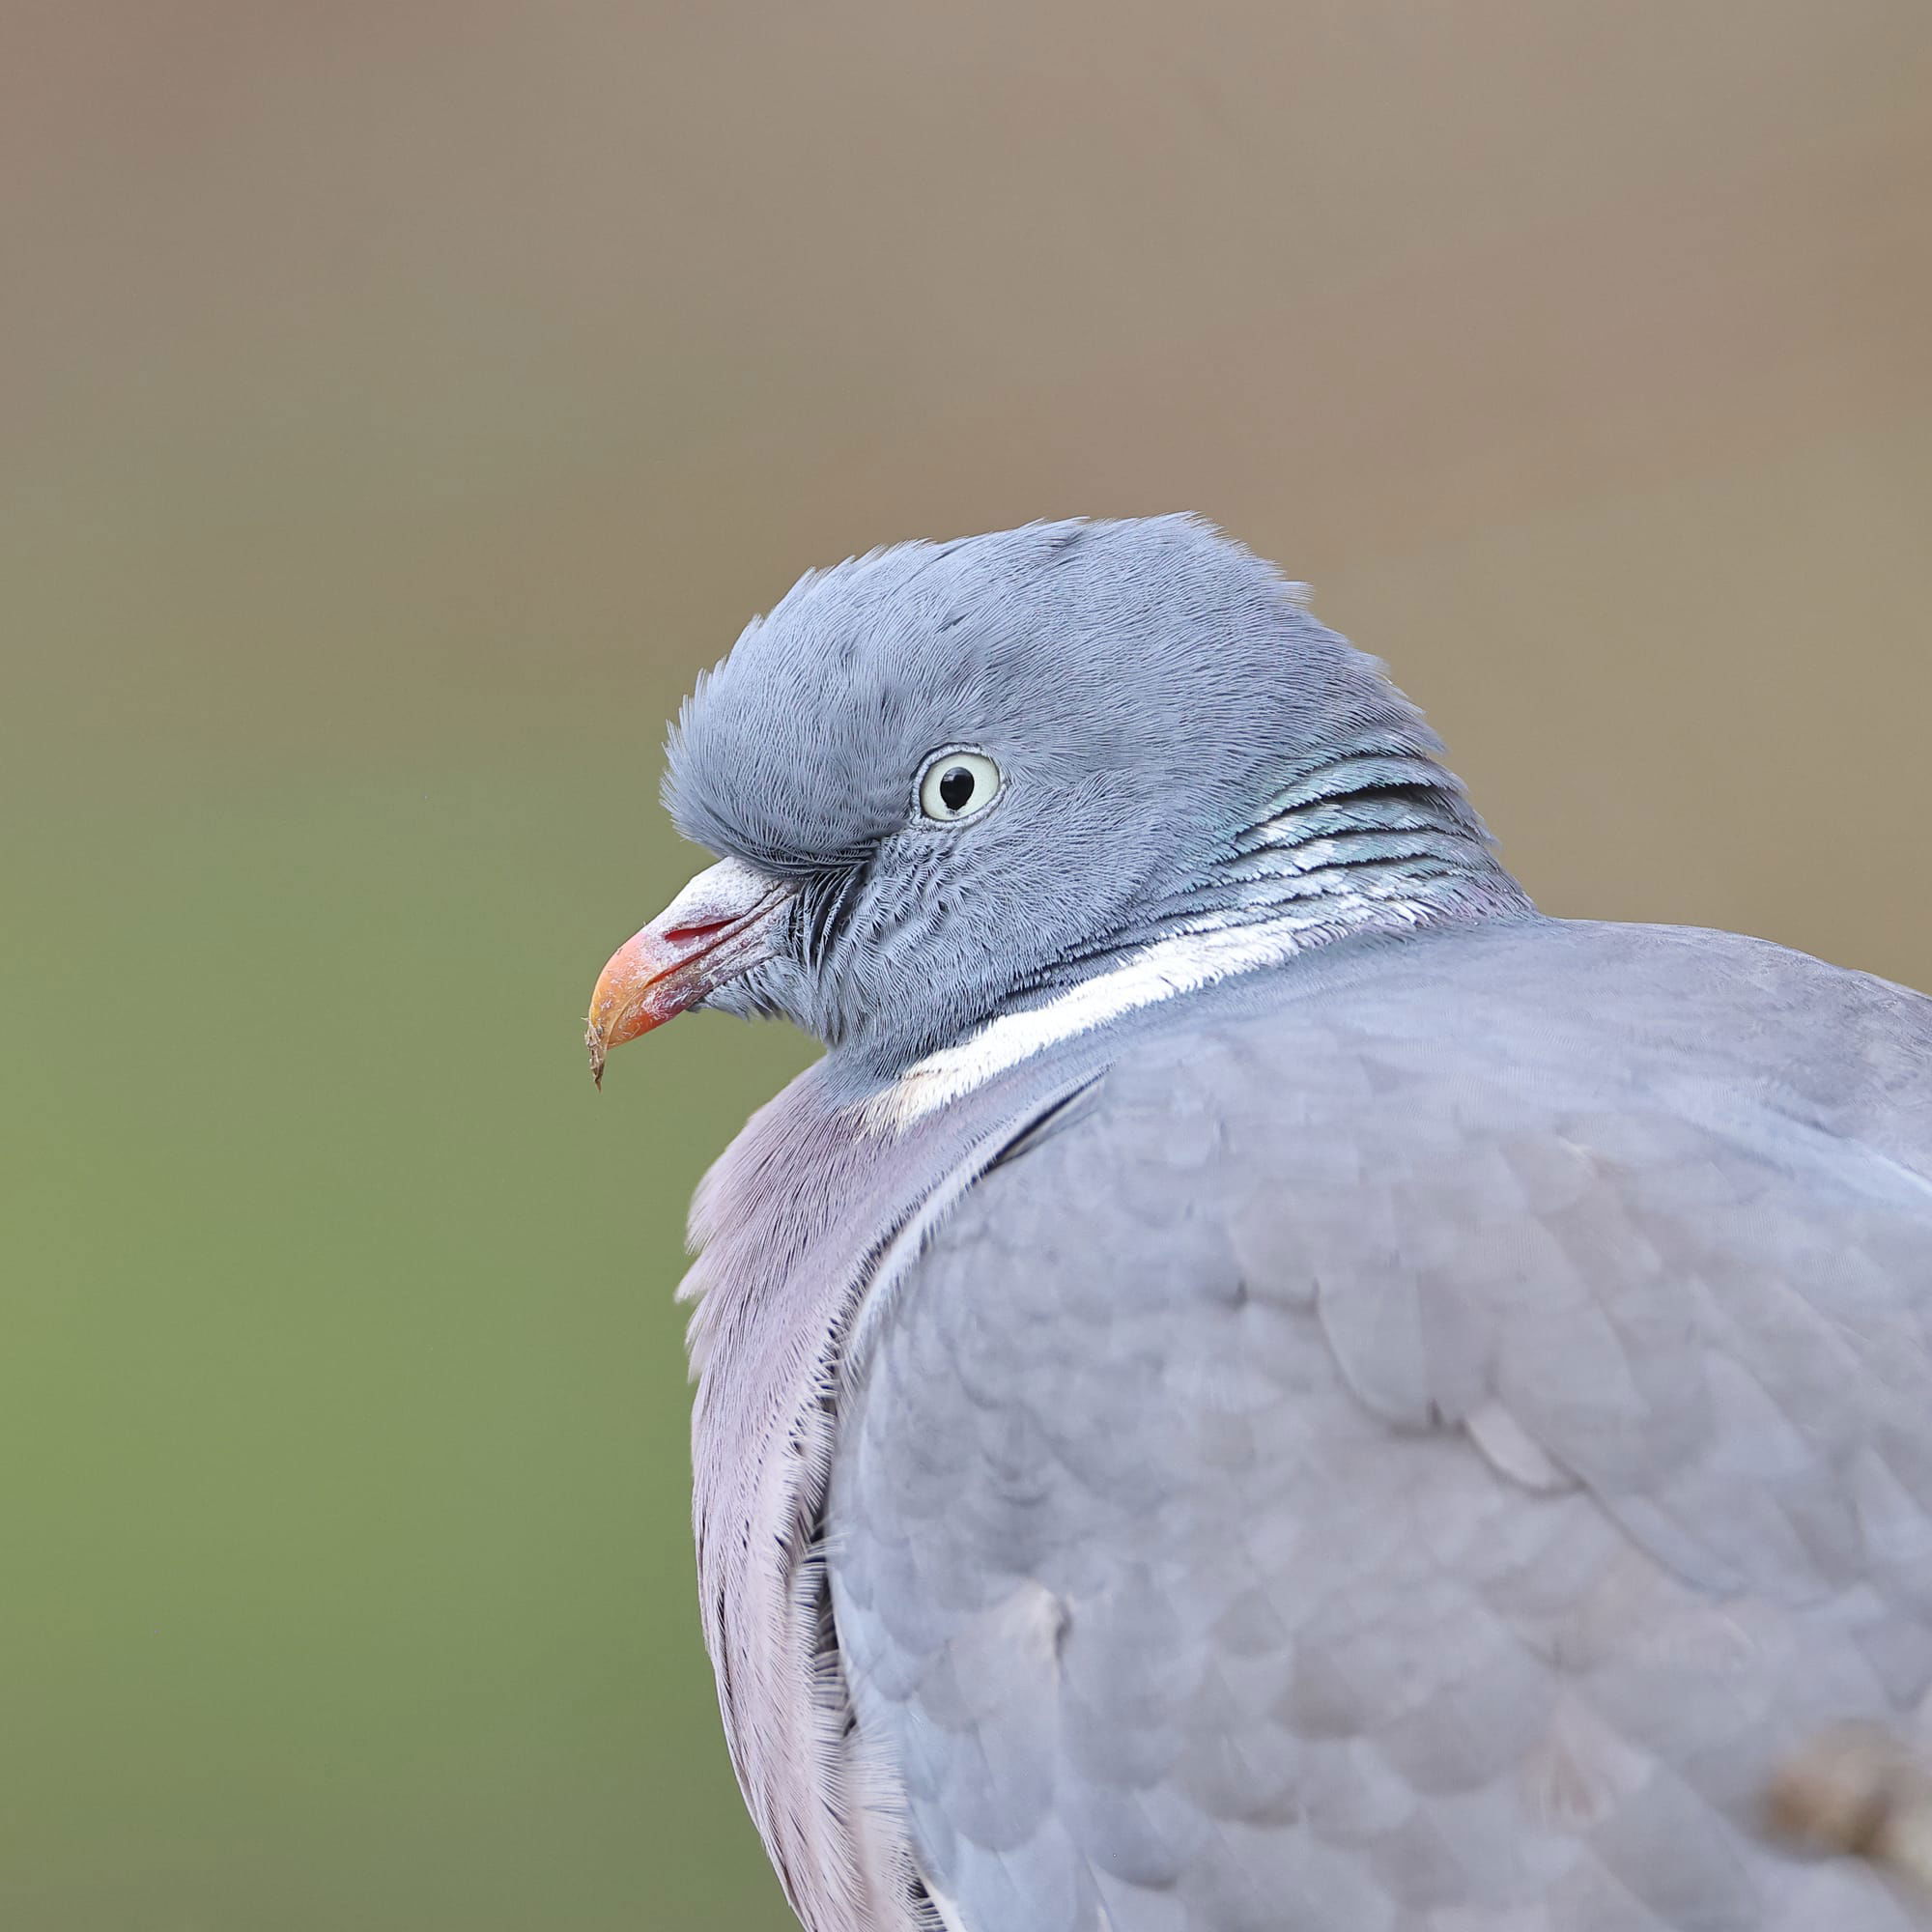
<box><xmin>586</xmin><ymin>516</ymin><xmax>1522</xmax><ymax>1087</ymax></box>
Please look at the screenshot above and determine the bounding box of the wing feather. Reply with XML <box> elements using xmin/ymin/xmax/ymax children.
<box><xmin>828</xmin><ymin>924</ymin><xmax>1932</xmax><ymax>1932</ymax></box>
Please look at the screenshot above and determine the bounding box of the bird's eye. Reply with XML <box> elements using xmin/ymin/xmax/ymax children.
<box><xmin>918</xmin><ymin>750</ymin><xmax>1003</xmax><ymax>823</ymax></box>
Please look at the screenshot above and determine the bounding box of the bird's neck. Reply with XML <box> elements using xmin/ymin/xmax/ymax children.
<box><xmin>864</xmin><ymin>741</ymin><xmax>1531</xmax><ymax>1128</ymax></box>
<box><xmin>1145</xmin><ymin>738</ymin><xmax>1532</xmax><ymax>951</ymax></box>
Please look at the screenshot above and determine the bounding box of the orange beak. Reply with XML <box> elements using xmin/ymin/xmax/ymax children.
<box><xmin>584</xmin><ymin>858</ymin><xmax>796</xmax><ymax>1086</ymax></box>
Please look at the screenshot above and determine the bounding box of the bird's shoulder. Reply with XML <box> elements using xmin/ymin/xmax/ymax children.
<box><xmin>864</xmin><ymin>914</ymin><xmax>1932</xmax><ymax>1536</ymax></box>
<box><xmin>881</xmin><ymin>914</ymin><xmax>1932</xmax><ymax>1534</ymax></box>
<box><xmin>826</xmin><ymin>916</ymin><xmax>1932</xmax><ymax>1930</ymax></box>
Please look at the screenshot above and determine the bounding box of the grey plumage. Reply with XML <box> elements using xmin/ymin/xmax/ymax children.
<box><xmin>589</xmin><ymin>517</ymin><xmax>1932</xmax><ymax>1930</ymax></box>
<box><xmin>831</xmin><ymin>921</ymin><xmax>1932</xmax><ymax>1930</ymax></box>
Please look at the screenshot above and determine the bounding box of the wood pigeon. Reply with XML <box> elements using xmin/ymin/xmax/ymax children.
<box><xmin>584</xmin><ymin>518</ymin><xmax>1932</xmax><ymax>1931</ymax></box>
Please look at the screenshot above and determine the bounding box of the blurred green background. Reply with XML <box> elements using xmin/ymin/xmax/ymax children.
<box><xmin>4</xmin><ymin>3</ymin><xmax>1929</xmax><ymax>1926</ymax></box>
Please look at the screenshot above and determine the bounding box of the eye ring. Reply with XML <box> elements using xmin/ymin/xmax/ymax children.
<box><xmin>917</xmin><ymin>749</ymin><xmax>1003</xmax><ymax>824</ymax></box>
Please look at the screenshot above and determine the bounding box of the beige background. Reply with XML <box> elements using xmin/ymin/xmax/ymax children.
<box><xmin>5</xmin><ymin>4</ymin><xmax>1929</xmax><ymax>1927</ymax></box>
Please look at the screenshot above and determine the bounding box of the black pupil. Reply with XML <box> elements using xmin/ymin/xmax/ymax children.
<box><xmin>938</xmin><ymin>766</ymin><xmax>976</xmax><ymax>812</ymax></box>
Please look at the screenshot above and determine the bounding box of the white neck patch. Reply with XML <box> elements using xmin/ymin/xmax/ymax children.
<box><xmin>859</xmin><ymin>916</ymin><xmax>1347</xmax><ymax>1133</ymax></box>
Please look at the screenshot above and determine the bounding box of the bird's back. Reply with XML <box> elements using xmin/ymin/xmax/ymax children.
<box><xmin>828</xmin><ymin>916</ymin><xmax>1932</xmax><ymax>1931</ymax></box>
